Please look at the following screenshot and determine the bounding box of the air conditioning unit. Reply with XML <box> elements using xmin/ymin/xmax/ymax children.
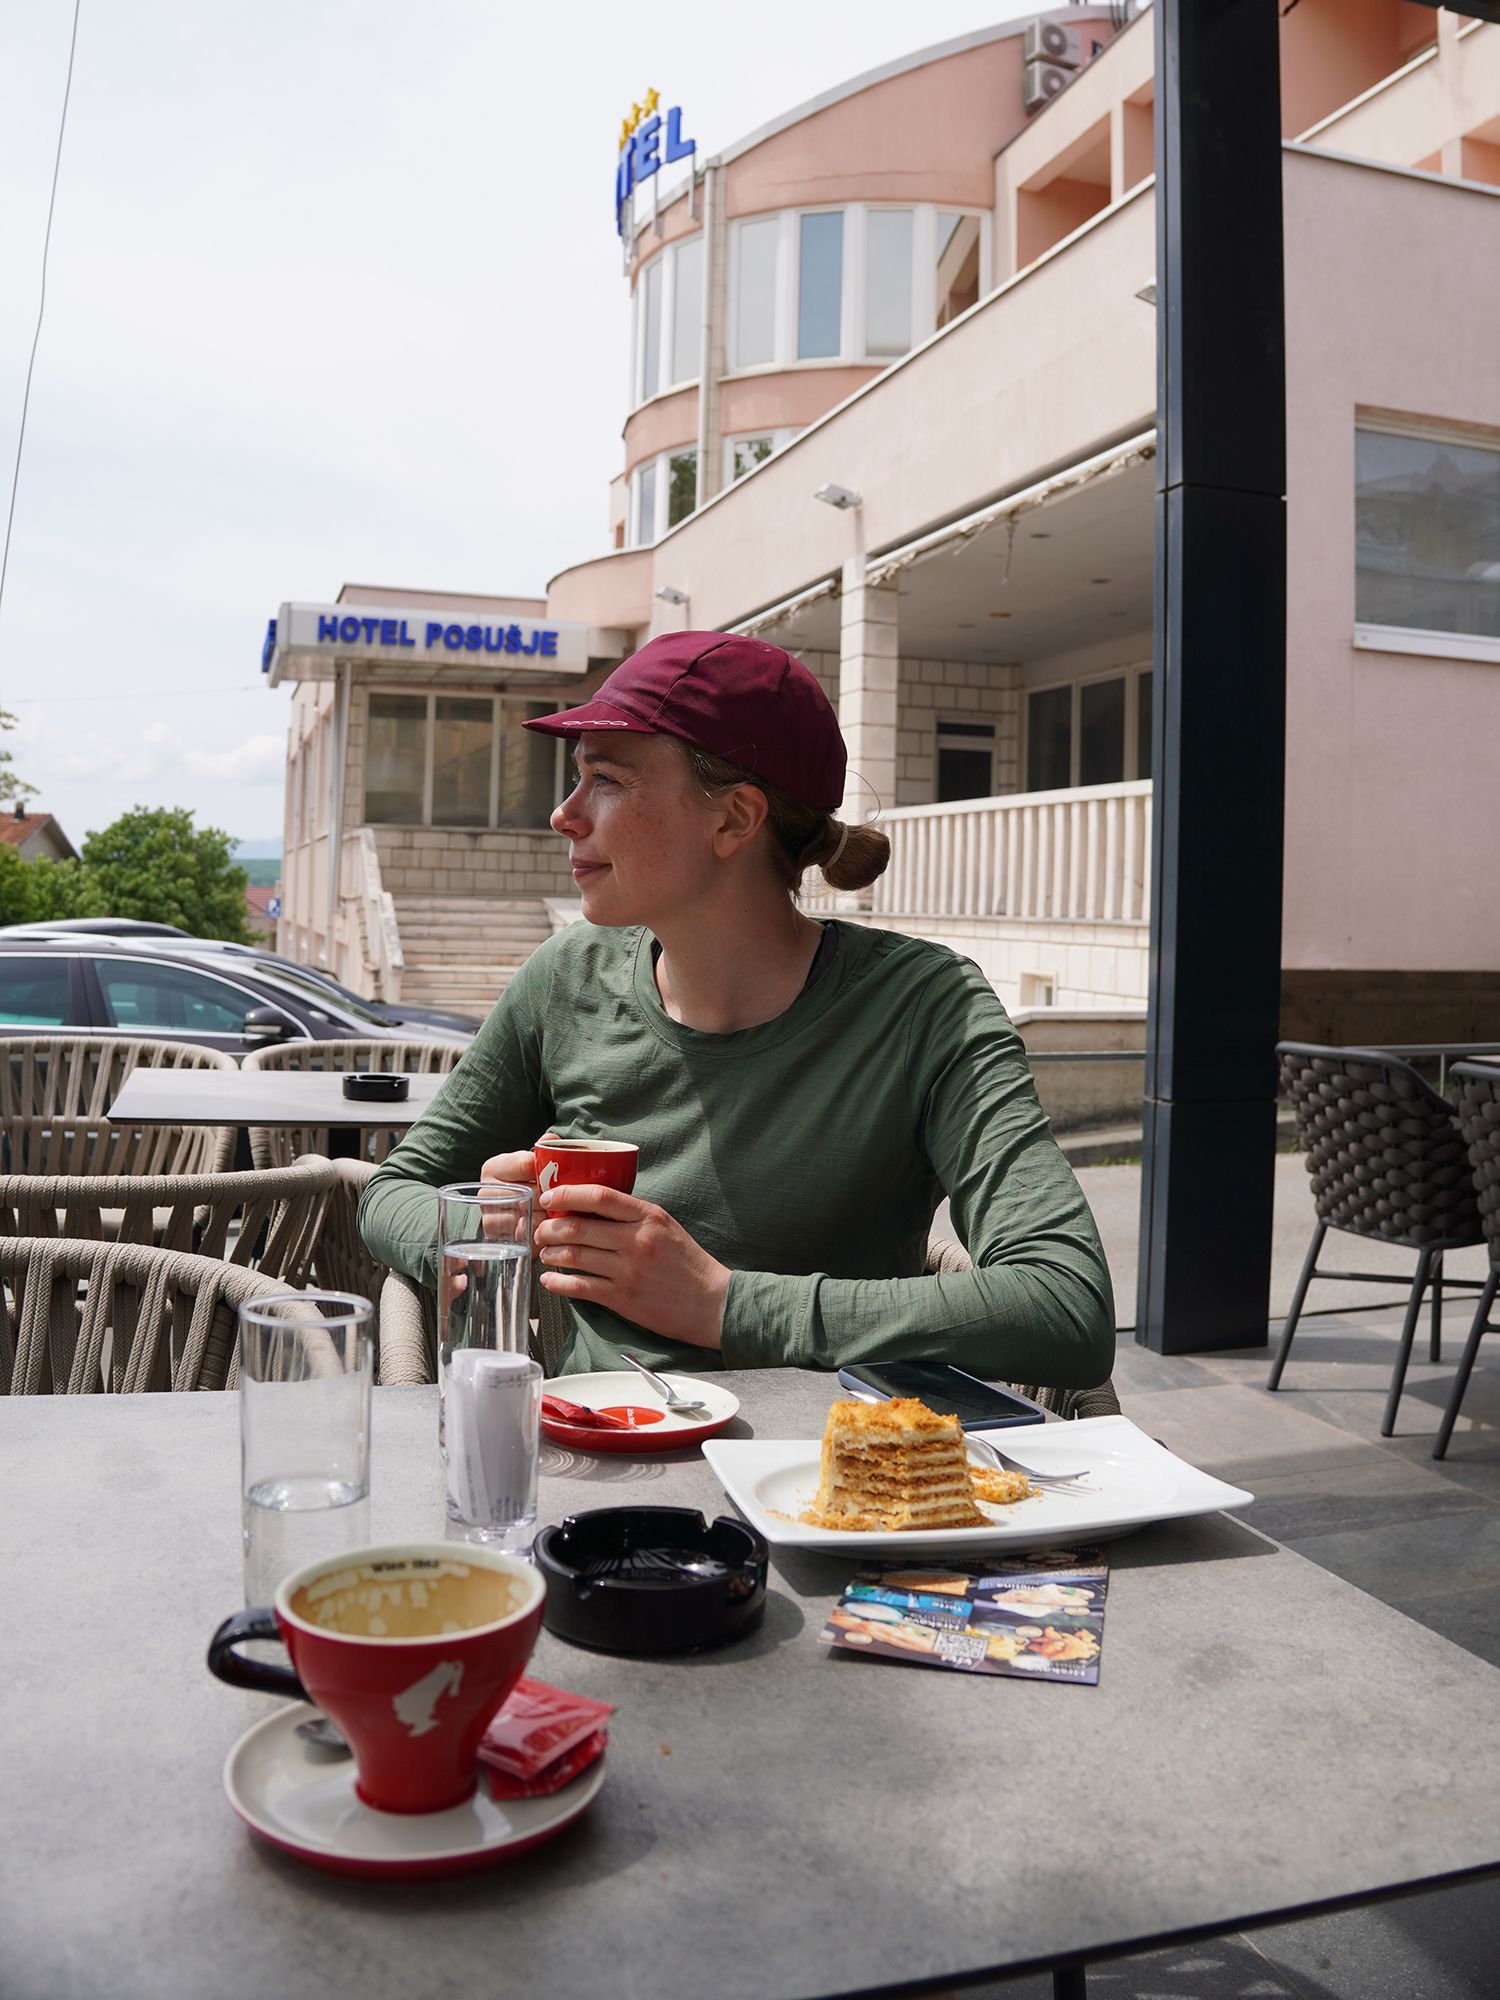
<box><xmin>1023</xmin><ymin>61</ymin><xmax>1073</xmax><ymax>113</ymax></box>
<box><xmin>1023</xmin><ymin>19</ymin><xmax>1082</xmax><ymax>69</ymax></box>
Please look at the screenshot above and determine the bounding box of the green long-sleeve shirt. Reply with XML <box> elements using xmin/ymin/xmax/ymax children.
<box><xmin>357</xmin><ymin>920</ymin><xmax>1114</xmax><ymax>1385</ymax></box>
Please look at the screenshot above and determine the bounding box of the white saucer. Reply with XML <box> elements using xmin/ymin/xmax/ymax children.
<box><xmin>223</xmin><ymin>1707</ymin><xmax>606</xmax><ymax>1879</ymax></box>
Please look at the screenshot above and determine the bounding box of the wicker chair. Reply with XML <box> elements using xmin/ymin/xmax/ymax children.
<box><xmin>1268</xmin><ymin>1042</ymin><xmax>1486</xmax><ymax>1435</ymax></box>
<box><xmin>0</xmin><ymin>1237</ymin><xmax>301</xmax><ymax>1395</ymax></box>
<box><xmin>0</xmin><ymin>1035</ymin><xmax>238</xmax><ymax>1176</ymax></box>
<box><xmin>375</xmin><ymin>1237</ymin><xmax>1125</xmax><ymax>1417</ymax></box>
<box><xmin>0</xmin><ymin>1155</ymin><xmax>336</xmax><ymax>1288</ymax></box>
<box><xmin>240</xmin><ymin>1038</ymin><xmax>467</xmax><ymax>1169</ymax></box>
<box><xmin>1433</xmin><ymin>1062</ymin><xmax>1500</xmax><ymax>1459</ymax></box>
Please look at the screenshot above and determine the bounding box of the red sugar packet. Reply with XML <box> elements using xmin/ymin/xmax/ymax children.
<box><xmin>479</xmin><ymin>1677</ymin><xmax>614</xmax><ymax>1798</ymax></box>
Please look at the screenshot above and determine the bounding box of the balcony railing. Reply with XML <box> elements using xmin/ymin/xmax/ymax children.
<box><xmin>805</xmin><ymin>780</ymin><xmax>1152</xmax><ymax>922</ymax></box>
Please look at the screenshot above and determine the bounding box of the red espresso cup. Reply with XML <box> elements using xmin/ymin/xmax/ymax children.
<box><xmin>534</xmin><ymin>1137</ymin><xmax>639</xmax><ymax>1197</ymax></box>
<box><xmin>208</xmin><ymin>1544</ymin><xmax>545</xmax><ymax>1814</ymax></box>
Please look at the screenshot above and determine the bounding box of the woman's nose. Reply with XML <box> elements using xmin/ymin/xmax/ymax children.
<box><xmin>551</xmin><ymin>786</ymin><xmax>586</xmax><ymax>836</ymax></box>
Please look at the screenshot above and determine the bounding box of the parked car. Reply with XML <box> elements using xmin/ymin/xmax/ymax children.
<box><xmin>0</xmin><ymin>922</ymin><xmax>481</xmax><ymax>1037</ymax></box>
<box><xmin>0</xmin><ymin>934</ymin><xmax>475</xmax><ymax>1059</ymax></box>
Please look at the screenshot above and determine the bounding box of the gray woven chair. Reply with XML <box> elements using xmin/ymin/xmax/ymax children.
<box><xmin>0</xmin><ymin>1156</ymin><xmax>336</xmax><ymax>1288</ymax></box>
<box><xmin>0</xmin><ymin>1035</ymin><xmax>238</xmax><ymax>1176</ymax></box>
<box><xmin>0</xmin><ymin>1236</ymin><xmax>301</xmax><ymax>1395</ymax></box>
<box><xmin>1268</xmin><ymin>1042</ymin><xmax>1486</xmax><ymax>1435</ymax></box>
<box><xmin>241</xmin><ymin>1038</ymin><xmax>467</xmax><ymax>1169</ymax></box>
<box><xmin>1433</xmin><ymin>1062</ymin><xmax>1500</xmax><ymax>1459</ymax></box>
<box><xmin>377</xmin><ymin>1237</ymin><xmax>1124</xmax><ymax>1417</ymax></box>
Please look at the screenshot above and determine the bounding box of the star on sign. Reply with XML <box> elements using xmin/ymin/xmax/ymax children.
<box><xmin>642</xmin><ymin>86</ymin><xmax>660</xmax><ymax>116</ymax></box>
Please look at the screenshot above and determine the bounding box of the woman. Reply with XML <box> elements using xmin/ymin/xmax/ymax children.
<box><xmin>358</xmin><ymin>631</ymin><xmax>1114</xmax><ymax>1384</ymax></box>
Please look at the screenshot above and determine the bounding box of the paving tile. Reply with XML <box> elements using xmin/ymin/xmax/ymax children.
<box><xmin>978</xmin><ymin>1933</ymin><xmax>1301</xmax><ymax>1997</ymax></box>
<box><xmin>1279</xmin><ymin>1505</ymin><xmax>1500</xmax><ymax>1607</ymax></box>
<box><xmin>1254</xmin><ymin>1875</ymin><xmax>1500</xmax><ymax>2000</ymax></box>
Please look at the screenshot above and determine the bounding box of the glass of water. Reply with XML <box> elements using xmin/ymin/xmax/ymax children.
<box><xmin>437</xmin><ymin>1181</ymin><xmax>534</xmax><ymax>1456</ymax></box>
<box><xmin>238</xmin><ymin>1293</ymin><xmax>373</xmax><ymax>1611</ymax></box>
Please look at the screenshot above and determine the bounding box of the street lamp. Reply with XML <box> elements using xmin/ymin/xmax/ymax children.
<box><xmin>812</xmin><ymin>484</ymin><xmax>861</xmax><ymax>509</ymax></box>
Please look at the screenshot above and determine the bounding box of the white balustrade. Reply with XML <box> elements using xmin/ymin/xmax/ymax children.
<box><xmin>803</xmin><ymin>781</ymin><xmax>1152</xmax><ymax>922</ymax></box>
<box><xmin>338</xmin><ymin>828</ymin><xmax>405</xmax><ymax>1001</ymax></box>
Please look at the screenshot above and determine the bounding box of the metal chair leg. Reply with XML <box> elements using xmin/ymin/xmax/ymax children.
<box><xmin>1433</xmin><ymin>1267</ymin><xmax>1500</xmax><ymax>1461</ymax></box>
<box><xmin>1052</xmin><ymin>1966</ymin><xmax>1087</xmax><ymax>2000</ymax></box>
<box><xmin>1430</xmin><ymin>1251</ymin><xmax>1444</xmax><ymax>1365</ymax></box>
<box><xmin>1383</xmin><ymin>1248</ymin><xmax>1437</xmax><ymax>1437</ymax></box>
<box><xmin>1267</xmin><ymin>1221</ymin><xmax>1326</xmax><ymax>1391</ymax></box>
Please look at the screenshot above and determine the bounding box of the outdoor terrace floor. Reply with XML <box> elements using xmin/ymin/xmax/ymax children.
<box><xmin>981</xmin><ymin>1156</ymin><xmax>1500</xmax><ymax>1998</ymax></box>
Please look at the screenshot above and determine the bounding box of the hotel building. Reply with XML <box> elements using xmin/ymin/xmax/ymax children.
<box><xmin>269</xmin><ymin>1</ymin><xmax>1500</xmax><ymax>1057</ymax></box>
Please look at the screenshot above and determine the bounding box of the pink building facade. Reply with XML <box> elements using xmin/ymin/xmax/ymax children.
<box><xmin>274</xmin><ymin>2</ymin><xmax>1500</xmax><ymax>1047</ymax></box>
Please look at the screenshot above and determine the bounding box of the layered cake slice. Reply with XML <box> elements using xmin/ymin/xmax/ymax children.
<box><xmin>802</xmin><ymin>1397</ymin><xmax>989</xmax><ymax>1531</ymax></box>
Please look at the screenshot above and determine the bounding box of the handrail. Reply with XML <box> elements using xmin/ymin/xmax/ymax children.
<box><xmin>340</xmin><ymin>828</ymin><xmax>404</xmax><ymax>1003</ymax></box>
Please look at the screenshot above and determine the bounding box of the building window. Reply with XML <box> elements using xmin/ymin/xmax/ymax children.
<box><xmin>433</xmin><ymin>697</ymin><xmax>492</xmax><ymax>829</ymax></box>
<box><xmin>1078</xmin><ymin>677</ymin><xmax>1126</xmax><ymax>786</ymax></box>
<box><xmin>1356</xmin><ymin>423</ymin><xmax>1500</xmax><ymax>639</ymax></box>
<box><xmin>636</xmin><ymin>460</ymin><xmax>658</xmax><ymax>545</ymax></box>
<box><xmin>731</xmin><ymin>435</ymin><xmax>775</xmax><ymax>481</ymax></box>
<box><xmin>639</xmin><ymin>256</ymin><xmax>663</xmax><ymax>401</ymax></box>
<box><xmin>1136</xmin><ymin>669</ymin><xmax>1153</xmax><ymax>782</ymax></box>
<box><xmin>667</xmin><ymin>450</ymin><xmax>698</xmax><ymax>528</ymax></box>
<box><xmin>366</xmin><ymin>693</ymin><xmax>427</xmax><ymax>823</ymax></box>
<box><xmin>797</xmin><ymin>211</ymin><xmax>844</xmax><ymax>359</ymax></box>
<box><xmin>671</xmin><ymin>235</ymin><xmax>703</xmax><ymax>385</ymax></box>
<box><xmin>498</xmin><ymin>701</ymin><xmax>562</xmax><ymax>828</ymax></box>
<box><xmin>866</xmin><ymin>209</ymin><xmax>913</xmax><ymax>359</ymax></box>
<box><xmin>936</xmin><ymin>719</ymin><xmax>995</xmax><ymax>802</ymax></box>
<box><xmin>936</xmin><ymin>212</ymin><xmax>982</xmax><ymax>328</ymax></box>
<box><xmin>1026</xmin><ymin>686</ymin><xmax>1072</xmax><ymax>791</ymax></box>
<box><xmin>733</xmin><ymin>216</ymin><xmax>780</xmax><ymax>368</ymax></box>
<box><xmin>1019</xmin><ymin>970</ymin><xmax>1056</xmax><ymax>1010</ymax></box>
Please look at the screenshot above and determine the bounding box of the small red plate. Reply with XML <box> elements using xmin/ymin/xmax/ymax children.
<box><xmin>540</xmin><ymin>1370</ymin><xmax>739</xmax><ymax>1454</ymax></box>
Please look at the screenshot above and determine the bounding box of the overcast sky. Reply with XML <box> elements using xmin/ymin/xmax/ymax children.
<box><xmin>0</xmin><ymin>0</ymin><xmax>1039</xmax><ymax>848</ymax></box>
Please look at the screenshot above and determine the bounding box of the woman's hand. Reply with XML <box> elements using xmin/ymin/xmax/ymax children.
<box><xmin>534</xmin><ymin>1185</ymin><xmax>730</xmax><ymax>1349</ymax></box>
<box><xmin>479</xmin><ymin>1133</ymin><xmax>556</xmax><ymax>1193</ymax></box>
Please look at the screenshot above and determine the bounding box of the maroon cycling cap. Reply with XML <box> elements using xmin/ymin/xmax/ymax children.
<box><xmin>522</xmin><ymin>631</ymin><xmax>846</xmax><ymax>814</ymax></box>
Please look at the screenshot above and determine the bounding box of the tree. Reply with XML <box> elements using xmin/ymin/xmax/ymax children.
<box><xmin>81</xmin><ymin>807</ymin><xmax>253</xmax><ymax>943</ymax></box>
<box><xmin>0</xmin><ymin>708</ymin><xmax>37</xmax><ymax>812</ymax></box>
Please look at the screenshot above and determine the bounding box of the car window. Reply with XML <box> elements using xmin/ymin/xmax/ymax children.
<box><xmin>245</xmin><ymin>960</ymin><xmax>391</xmax><ymax>1027</ymax></box>
<box><xmin>0</xmin><ymin>956</ymin><xmax>71</xmax><ymax>1027</ymax></box>
<box><xmin>93</xmin><ymin>959</ymin><xmax>267</xmax><ymax>1037</ymax></box>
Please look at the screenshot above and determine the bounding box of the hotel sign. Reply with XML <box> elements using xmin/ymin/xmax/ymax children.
<box><xmin>615</xmin><ymin>87</ymin><xmax>695</xmax><ymax>235</ymax></box>
<box><xmin>263</xmin><ymin>602</ymin><xmax>590</xmax><ymax>686</ymax></box>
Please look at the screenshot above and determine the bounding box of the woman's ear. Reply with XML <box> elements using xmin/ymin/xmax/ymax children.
<box><xmin>711</xmin><ymin>781</ymin><xmax>770</xmax><ymax>857</ymax></box>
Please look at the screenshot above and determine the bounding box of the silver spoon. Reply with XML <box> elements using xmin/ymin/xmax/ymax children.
<box><xmin>295</xmin><ymin>1714</ymin><xmax>351</xmax><ymax>1756</ymax></box>
<box><xmin>619</xmin><ymin>1351</ymin><xmax>713</xmax><ymax>1417</ymax></box>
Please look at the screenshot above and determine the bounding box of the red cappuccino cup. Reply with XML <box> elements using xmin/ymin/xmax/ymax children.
<box><xmin>208</xmin><ymin>1544</ymin><xmax>545</xmax><ymax>1814</ymax></box>
<box><xmin>534</xmin><ymin>1136</ymin><xmax>638</xmax><ymax>1197</ymax></box>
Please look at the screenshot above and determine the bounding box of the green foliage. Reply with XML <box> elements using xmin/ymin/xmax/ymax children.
<box><xmin>0</xmin><ymin>843</ymin><xmax>38</xmax><ymax>925</ymax></box>
<box><xmin>30</xmin><ymin>856</ymin><xmax>110</xmax><ymax>920</ymax></box>
<box><xmin>0</xmin><ymin>709</ymin><xmax>37</xmax><ymax>812</ymax></box>
<box><xmin>80</xmin><ymin>807</ymin><xmax>254</xmax><ymax>944</ymax></box>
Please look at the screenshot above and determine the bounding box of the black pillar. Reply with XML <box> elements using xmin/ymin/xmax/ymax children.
<box><xmin>1137</xmin><ymin>0</ymin><xmax>1286</xmax><ymax>1354</ymax></box>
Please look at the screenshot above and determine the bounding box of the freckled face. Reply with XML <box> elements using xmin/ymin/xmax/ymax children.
<box><xmin>549</xmin><ymin>733</ymin><xmax>721</xmax><ymax>927</ymax></box>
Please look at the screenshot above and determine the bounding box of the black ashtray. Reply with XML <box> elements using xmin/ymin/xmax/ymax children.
<box><xmin>535</xmin><ymin>1506</ymin><xmax>768</xmax><ymax>1656</ymax></box>
<box><xmin>341</xmin><ymin>1072</ymin><xmax>409</xmax><ymax>1102</ymax></box>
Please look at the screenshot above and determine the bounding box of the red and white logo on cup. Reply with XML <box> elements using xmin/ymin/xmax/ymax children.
<box><xmin>534</xmin><ymin>1138</ymin><xmax>638</xmax><ymax>1197</ymax></box>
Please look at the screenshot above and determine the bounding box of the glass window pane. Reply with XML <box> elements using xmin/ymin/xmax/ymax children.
<box><xmin>797</xmin><ymin>211</ymin><xmax>844</xmax><ymax>359</ymax></box>
<box><xmin>433</xmin><ymin>698</ymin><xmax>492</xmax><ymax>828</ymax></box>
<box><xmin>866</xmin><ymin>210</ymin><xmax>913</xmax><ymax>358</ymax></box>
<box><xmin>1356</xmin><ymin>428</ymin><xmax>1500</xmax><ymax>637</ymax></box>
<box><xmin>365</xmin><ymin>694</ymin><xmax>427</xmax><ymax>823</ymax></box>
<box><xmin>498</xmin><ymin>703</ymin><xmax>561</xmax><ymax>828</ymax></box>
<box><xmin>671</xmin><ymin>236</ymin><xmax>703</xmax><ymax>384</ymax></box>
<box><xmin>641</xmin><ymin>257</ymin><xmax>663</xmax><ymax>400</ymax></box>
<box><xmin>732</xmin><ymin>436</ymin><xmax>774</xmax><ymax>480</ymax></box>
<box><xmin>936</xmin><ymin>212</ymin><xmax>982</xmax><ymax>329</ymax></box>
<box><xmin>1079</xmin><ymin>678</ymin><xmax>1125</xmax><ymax>786</ymax></box>
<box><xmin>1027</xmin><ymin>686</ymin><xmax>1072</xmax><ymax>791</ymax></box>
<box><xmin>95</xmin><ymin>961</ymin><xmax>252</xmax><ymax>1036</ymax></box>
<box><xmin>0</xmin><ymin>956</ymin><xmax>69</xmax><ymax>1026</ymax></box>
<box><xmin>937</xmin><ymin>747</ymin><xmax>993</xmax><ymax>802</ymax></box>
<box><xmin>667</xmin><ymin>451</ymin><xmax>697</xmax><ymax>528</ymax></box>
<box><xmin>1136</xmin><ymin>671</ymin><xmax>1153</xmax><ymax>781</ymax></box>
<box><xmin>637</xmin><ymin>461</ymin><xmax>657</xmax><ymax>544</ymax></box>
<box><xmin>734</xmin><ymin>218</ymin><xmax>779</xmax><ymax>367</ymax></box>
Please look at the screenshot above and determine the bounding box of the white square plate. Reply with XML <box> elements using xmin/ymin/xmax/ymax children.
<box><xmin>702</xmin><ymin>1416</ymin><xmax>1253</xmax><ymax>1555</ymax></box>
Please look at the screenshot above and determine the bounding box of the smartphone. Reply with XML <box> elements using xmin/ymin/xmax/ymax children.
<box><xmin>835</xmin><ymin>1361</ymin><xmax>1046</xmax><ymax>1431</ymax></box>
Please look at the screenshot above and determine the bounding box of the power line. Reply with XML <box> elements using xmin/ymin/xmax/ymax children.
<box><xmin>0</xmin><ymin>0</ymin><xmax>83</xmax><ymax>673</ymax></box>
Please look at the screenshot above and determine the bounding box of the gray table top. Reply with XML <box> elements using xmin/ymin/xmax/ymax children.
<box><xmin>5</xmin><ymin>1373</ymin><xmax>1500</xmax><ymax>2000</ymax></box>
<box><xmin>106</xmin><ymin>1066</ymin><xmax>445</xmax><ymax>1128</ymax></box>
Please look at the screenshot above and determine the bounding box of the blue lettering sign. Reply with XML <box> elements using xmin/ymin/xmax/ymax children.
<box><xmin>664</xmin><ymin>107</ymin><xmax>694</xmax><ymax>164</ymax></box>
<box><xmin>540</xmin><ymin>631</ymin><xmax>558</xmax><ymax>657</ymax></box>
<box><xmin>425</xmin><ymin>622</ymin><xmax>443</xmax><ymax>648</ymax></box>
<box><xmin>262</xmin><ymin>618</ymin><xmax>277</xmax><ymax>673</ymax></box>
<box><xmin>317</xmin><ymin>614</ymin><xmax>339</xmax><ymax>642</ymax></box>
<box><xmin>444</xmin><ymin>624</ymin><xmax>465</xmax><ymax>650</ymax></box>
<box><xmin>339</xmin><ymin>616</ymin><xmax>361</xmax><ymax>643</ymax></box>
<box><xmin>398</xmin><ymin>620</ymin><xmax>415</xmax><ymax>646</ymax></box>
<box><xmin>617</xmin><ymin>103</ymin><xmax>694</xmax><ymax>235</ymax></box>
<box><xmin>379</xmin><ymin>619</ymin><xmax>398</xmax><ymax>645</ymax></box>
<box><xmin>632</xmin><ymin>114</ymin><xmax>661</xmax><ymax>184</ymax></box>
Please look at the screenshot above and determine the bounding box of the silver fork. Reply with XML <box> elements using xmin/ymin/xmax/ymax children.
<box><xmin>968</xmin><ymin>1431</ymin><xmax>1093</xmax><ymax>1491</ymax></box>
<box><xmin>620</xmin><ymin>1351</ymin><xmax>713</xmax><ymax>1417</ymax></box>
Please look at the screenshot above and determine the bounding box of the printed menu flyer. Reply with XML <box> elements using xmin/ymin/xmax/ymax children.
<box><xmin>818</xmin><ymin>1547</ymin><xmax>1108</xmax><ymax>1684</ymax></box>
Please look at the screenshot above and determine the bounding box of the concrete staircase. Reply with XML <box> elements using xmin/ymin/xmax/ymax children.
<box><xmin>392</xmin><ymin>895</ymin><xmax>553</xmax><ymax>1016</ymax></box>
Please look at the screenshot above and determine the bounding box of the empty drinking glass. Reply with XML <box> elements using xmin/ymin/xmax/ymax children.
<box><xmin>238</xmin><ymin>1292</ymin><xmax>374</xmax><ymax>1610</ymax></box>
<box><xmin>437</xmin><ymin>1181</ymin><xmax>534</xmax><ymax>1457</ymax></box>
